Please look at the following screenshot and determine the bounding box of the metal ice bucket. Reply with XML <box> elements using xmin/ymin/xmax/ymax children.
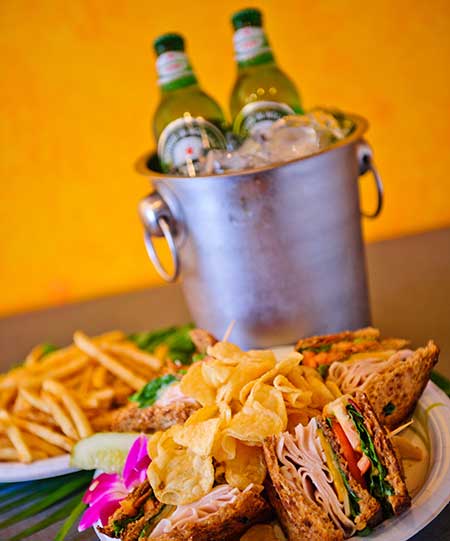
<box><xmin>137</xmin><ymin>114</ymin><xmax>383</xmax><ymax>348</ymax></box>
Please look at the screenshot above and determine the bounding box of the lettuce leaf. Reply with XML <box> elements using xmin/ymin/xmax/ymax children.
<box><xmin>130</xmin><ymin>374</ymin><xmax>178</xmax><ymax>408</ymax></box>
<box><xmin>129</xmin><ymin>324</ymin><xmax>196</xmax><ymax>365</ymax></box>
<box><xmin>346</xmin><ymin>404</ymin><xmax>394</xmax><ymax>511</ymax></box>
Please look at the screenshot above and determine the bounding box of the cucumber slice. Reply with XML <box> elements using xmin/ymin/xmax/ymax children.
<box><xmin>70</xmin><ymin>432</ymin><xmax>140</xmax><ymax>472</ymax></box>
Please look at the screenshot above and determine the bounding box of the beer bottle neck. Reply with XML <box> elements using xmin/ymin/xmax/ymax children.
<box><xmin>233</xmin><ymin>26</ymin><xmax>276</xmax><ymax>69</ymax></box>
<box><xmin>156</xmin><ymin>50</ymin><xmax>198</xmax><ymax>92</ymax></box>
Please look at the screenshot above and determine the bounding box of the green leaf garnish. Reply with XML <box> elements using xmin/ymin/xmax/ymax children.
<box><xmin>431</xmin><ymin>370</ymin><xmax>450</xmax><ymax>397</ymax></box>
<box><xmin>358</xmin><ymin>526</ymin><xmax>373</xmax><ymax>536</ymax></box>
<box><xmin>353</xmin><ymin>337</ymin><xmax>377</xmax><ymax>344</ymax></box>
<box><xmin>130</xmin><ymin>374</ymin><xmax>178</xmax><ymax>408</ymax></box>
<box><xmin>299</xmin><ymin>344</ymin><xmax>332</xmax><ymax>354</ymax></box>
<box><xmin>40</xmin><ymin>343</ymin><xmax>59</xmax><ymax>358</ymax></box>
<box><xmin>54</xmin><ymin>493</ymin><xmax>87</xmax><ymax>541</ymax></box>
<box><xmin>0</xmin><ymin>471</ymin><xmax>93</xmax><ymax>529</ymax></box>
<box><xmin>317</xmin><ymin>364</ymin><xmax>330</xmax><ymax>379</ymax></box>
<box><xmin>8</xmin><ymin>492</ymin><xmax>84</xmax><ymax>541</ymax></box>
<box><xmin>346</xmin><ymin>403</ymin><xmax>394</xmax><ymax>513</ymax></box>
<box><xmin>129</xmin><ymin>324</ymin><xmax>196</xmax><ymax>365</ymax></box>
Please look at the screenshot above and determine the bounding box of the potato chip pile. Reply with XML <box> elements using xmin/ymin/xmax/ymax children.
<box><xmin>148</xmin><ymin>341</ymin><xmax>342</xmax><ymax>505</ymax></box>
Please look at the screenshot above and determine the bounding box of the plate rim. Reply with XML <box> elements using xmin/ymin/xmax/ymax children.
<box><xmin>0</xmin><ymin>453</ymin><xmax>79</xmax><ymax>483</ymax></box>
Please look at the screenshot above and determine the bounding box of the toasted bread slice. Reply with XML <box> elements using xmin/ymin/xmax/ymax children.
<box><xmin>147</xmin><ymin>485</ymin><xmax>272</xmax><ymax>541</ymax></box>
<box><xmin>295</xmin><ymin>327</ymin><xmax>409</xmax><ymax>367</ymax></box>
<box><xmin>362</xmin><ymin>341</ymin><xmax>439</xmax><ymax>429</ymax></box>
<box><xmin>351</xmin><ymin>392</ymin><xmax>411</xmax><ymax>515</ymax></box>
<box><xmin>99</xmin><ymin>480</ymin><xmax>164</xmax><ymax>540</ymax></box>
<box><xmin>263</xmin><ymin>435</ymin><xmax>344</xmax><ymax>541</ymax></box>
<box><xmin>317</xmin><ymin>418</ymin><xmax>382</xmax><ymax>531</ymax></box>
<box><xmin>111</xmin><ymin>401</ymin><xmax>200</xmax><ymax>433</ymax></box>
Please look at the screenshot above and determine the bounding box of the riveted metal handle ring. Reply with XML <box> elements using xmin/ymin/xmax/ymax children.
<box><xmin>143</xmin><ymin>217</ymin><xmax>179</xmax><ymax>282</ymax></box>
<box><xmin>357</xmin><ymin>141</ymin><xmax>384</xmax><ymax>219</ymax></box>
<box><xmin>139</xmin><ymin>192</ymin><xmax>180</xmax><ymax>282</ymax></box>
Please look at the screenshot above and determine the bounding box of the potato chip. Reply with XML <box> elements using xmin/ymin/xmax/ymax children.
<box><xmin>239</xmin><ymin>354</ymin><xmax>300</xmax><ymax>404</ymax></box>
<box><xmin>247</xmin><ymin>382</ymin><xmax>287</xmax><ymax>427</ymax></box>
<box><xmin>325</xmin><ymin>380</ymin><xmax>342</xmax><ymax>398</ymax></box>
<box><xmin>173</xmin><ymin>417</ymin><xmax>222</xmax><ymax>456</ymax></box>
<box><xmin>305</xmin><ymin>373</ymin><xmax>335</xmax><ymax>407</ymax></box>
<box><xmin>273</xmin><ymin>374</ymin><xmax>312</xmax><ymax>409</ymax></box>
<box><xmin>226</xmin><ymin>401</ymin><xmax>285</xmax><ymax>445</ymax></box>
<box><xmin>207</xmin><ymin>341</ymin><xmax>246</xmax><ymax>365</ymax></box>
<box><xmin>212</xmin><ymin>432</ymin><xmax>237</xmax><ymax>462</ymax></box>
<box><xmin>148</xmin><ymin>447</ymin><xmax>214</xmax><ymax>505</ymax></box>
<box><xmin>219</xmin><ymin>356</ymin><xmax>276</xmax><ymax>404</ymax></box>
<box><xmin>224</xmin><ymin>441</ymin><xmax>266</xmax><ymax>490</ymax></box>
<box><xmin>180</xmin><ymin>362</ymin><xmax>216</xmax><ymax>406</ymax></box>
<box><xmin>185</xmin><ymin>405</ymin><xmax>218</xmax><ymax>426</ymax></box>
<box><xmin>201</xmin><ymin>359</ymin><xmax>233</xmax><ymax>388</ymax></box>
<box><xmin>147</xmin><ymin>426</ymin><xmax>183</xmax><ymax>460</ymax></box>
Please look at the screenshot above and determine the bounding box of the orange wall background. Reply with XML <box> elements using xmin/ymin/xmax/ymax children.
<box><xmin>1</xmin><ymin>0</ymin><xmax>450</xmax><ymax>316</ymax></box>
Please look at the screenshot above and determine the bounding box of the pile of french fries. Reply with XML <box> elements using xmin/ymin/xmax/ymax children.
<box><xmin>0</xmin><ymin>330</ymin><xmax>164</xmax><ymax>463</ymax></box>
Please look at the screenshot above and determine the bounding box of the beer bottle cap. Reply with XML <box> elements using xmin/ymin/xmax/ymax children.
<box><xmin>153</xmin><ymin>33</ymin><xmax>185</xmax><ymax>56</ymax></box>
<box><xmin>231</xmin><ymin>8</ymin><xmax>263</xmax><ymax>30</ymax></box>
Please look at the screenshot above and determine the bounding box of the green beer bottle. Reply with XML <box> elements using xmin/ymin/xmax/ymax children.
<box><xmin>153</xmin><ymin>33</ymin><xmax>227</xmax><ymax>176</ymax></box>
<box><xmin>230</xmin><ymin>8</ymin><xmax>304</xmax><ymax>138</ymax></box>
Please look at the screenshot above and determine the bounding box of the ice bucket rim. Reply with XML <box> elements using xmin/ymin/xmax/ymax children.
<box><xmin>135</xmin><ymin>112</ymin><xmax>368</xmax><ymax>180</ymax></box>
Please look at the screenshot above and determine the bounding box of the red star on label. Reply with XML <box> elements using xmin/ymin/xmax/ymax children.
<box><xmin>185</xmin><ymin>147</ymin><xmax>194</xmax><ymax>155</ymax></box>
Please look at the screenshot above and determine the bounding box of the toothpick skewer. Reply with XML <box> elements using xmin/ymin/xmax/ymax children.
<box><xmin>222</xmin><ymin>320</ymin><xmax>236</xmax><ymax>343</ymax></box>
<box><xmin>388</xmin><ymin>419</ymin><xmax>414</xmax><ymax>438</ymax></box>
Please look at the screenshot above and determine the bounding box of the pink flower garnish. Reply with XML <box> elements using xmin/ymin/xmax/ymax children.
<box><xmin>78</xmin><ymin>435</ymin><xmax>150</xmax><ymax>532</ymax></box>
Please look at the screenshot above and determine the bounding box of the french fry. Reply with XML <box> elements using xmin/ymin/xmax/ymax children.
<box><xmin>29</xmin><ymin>330</ymin><xmax>125</xmax><ymax>373</ymax></box>
<box><xmin>12</xmin><ymin>392</ymin><xmax>31</xmax><ymax>414</ymax></box>
<box><xmin>92</xmin><ymin>365</ymin><xmax>107</xmax><ymax>389</ymax></box>
<box><xmin>41</xmin><ymin>391</ymin><xmax>79</xmax><ymax>439</ymax></box>
<box><xmin>0</xmin><ymin>410</ymin><xmax>33</xmax><ymax>463</ymax></box>
<box><xmin>116</xmin><ymin>355</ymin><xmax>156</xmax><ymax>380</ymax></box>
<box><xmin>154</xmin><ymin>343</ymin><xmax>169</xmax><ymax>362</ymax></box>
<box><xmin>0</xmin><ymin>448</ymin><xmax>20</xmax><ymax>461</ymax></box>
<box><xmin>79</xmin><ymin>365</ymin><xmax>94</xmax><ymax>396</ymax></box>
<box><xmin>16</xmin><ymin>409</ymin><xmax>58</xmax><ymax>427</ymax></box>
<box><xmin>80</xmin><ymin>388</ymin><xmax>114</xmax><ymax>409</ymax></box>
<box><xmin>74</xmin><ymin>331</ymin><xmax>146</xmax><ymax>391</ymax></box>
<box><xmin>103</xmin><ymin>342</ymin><xmax>162</xmax><ymax>371</ymax></box>
<box><xmin>0</xmin><ymin>387</ymin><xmax>16</xmax><ymax>409</ymax></box>
<box><xmin>24</xmin><ymin>344</ymin><xmax>46</xmax><ymax>366</ymax></box>
<box><xmin>19</xmin><ymin>387</ymin><xmax>49</xmax><ymax>413</ymax></box>
<box><xmin>42</xmin><ymin>379</ymin><xmax>93</xmax><ymax>438</ymax></box>
<box><xmin>32</xmin><ymin>450</ymin><xmax>49</xmax><ymax>460</ymax></box>
<box><xmin>22</xmin><ymin>431</ymin><xmax>64</xmax><ymax>457</ymax></box>
<box><xmin>13</xmin><ymin>417</ymin><xmax>74</xmax><ymax>452</ymax></box>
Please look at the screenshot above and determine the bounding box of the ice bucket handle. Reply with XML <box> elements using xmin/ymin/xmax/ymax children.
<box><xmin>357</xmin><ymin>140</ymin><xmax>384</xmax><ymax>219</ymax></box>
<box><xmin>139</xmin><ymin>192</ymin><xmax>180</xmax><ymax>282</ymax></box>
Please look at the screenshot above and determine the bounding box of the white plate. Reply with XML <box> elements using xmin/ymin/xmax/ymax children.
<box><xmin>0</xmin><ymin>454</ymin><xmax>79</xmax><ymax>482</ymax></box>
<box><xmin>94</xmin><ymin>379</ymin><xmax>450</xmax><ymax>541</ymax></box>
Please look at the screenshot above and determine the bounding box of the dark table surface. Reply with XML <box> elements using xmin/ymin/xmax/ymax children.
<box><xmin>0</xmin><ymin>227</ymin><xmax>449</xmax><ymax>540</ymax></box>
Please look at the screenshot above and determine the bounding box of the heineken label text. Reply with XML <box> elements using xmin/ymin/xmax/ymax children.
<box><xmin>158</xmin><ymin>117</ymin><xmax>226</xmax><ymax>175</ymax></box>
<box><xmin>233</xmin><ymin>26</ymin><xmax>271</xmax><ymax>62</ymax></box>
<box><xmin>157</xmin><ymin>51</ymin><xmax>193</xmax><ymax>86</ymax></box>
<box><xmin>233</xmin><ymin>101</ymin><xmax>295</xmax><ymax>137</ymax></box>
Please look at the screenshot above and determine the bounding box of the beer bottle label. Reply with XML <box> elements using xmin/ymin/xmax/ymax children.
<box><xmin>233</xmin><ymin>100</ymin><xmax>295</xmax><ymax>138</ymax></box>
<box><xmin>158</xmin><ymin>117</ymin><xmax>227</xmax><ymax>175</ymax></box>
<box><xmin>233</xmin><ymin>26</ymin><xmax>271</xmax><ymax>62</ymax></box>
<box><xmin>156</xmin><ymin>51</ymin><xmax>193</xmax><ymax>86</ymax></box>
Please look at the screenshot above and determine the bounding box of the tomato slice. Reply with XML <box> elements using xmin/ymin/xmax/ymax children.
<box><xmin>331</xmin><ymin>419</ymin><xmax>367</xmax><ymax>488</ymax></box>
